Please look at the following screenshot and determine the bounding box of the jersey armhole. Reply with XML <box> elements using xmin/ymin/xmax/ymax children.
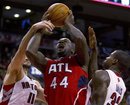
<box><xmin>43</xmin><ymin>59</ymin><xmax>54</xmax><ymax>74</ymax></box>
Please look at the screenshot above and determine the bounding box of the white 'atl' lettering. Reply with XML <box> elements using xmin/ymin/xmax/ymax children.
<box><xmin>48</xmin><ymin>63</ymin><xmax>72</xmax><ymax>74</ymax></box>
<box><xmin>57</xmin><ymin>63</ymin><xmax>64</xmax><ymax>72</ymax></box>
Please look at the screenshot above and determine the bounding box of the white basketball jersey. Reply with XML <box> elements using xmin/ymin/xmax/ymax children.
<box><xmin>85</xmin><ymin>70</ymin><xmax>126</xmax><ymax>105</ymax></box>
<box><xmin>104</xmin><ymin>70</ymin><xmax>126</xmax><ymax>105</ymax></box>
<box><xmin>0</xmin><ymin>75</ymin><xmax>37</xmax><ymax>105</ymax></box>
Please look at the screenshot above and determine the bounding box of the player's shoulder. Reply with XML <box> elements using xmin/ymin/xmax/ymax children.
<box><xmin>94</xmin><ymin>70</ymin><xmax>107</xmax><ymax>76</ymax></box>
<box><xmin>93</xmin><ymin>70</ymin><xmax>109</xmax><ymax>82</ymax></box>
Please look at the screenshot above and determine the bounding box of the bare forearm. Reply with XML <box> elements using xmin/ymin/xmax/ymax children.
<box><xmin>26</xmin><ymin>33</ymin><xmax>48</xmax><ymax>70</ymax></box>
<box><xmin>27</xmin><ymin>20</ymin><xmax>54</xmax><ymax>54</ymax></box>
<box><xmin>66</xmin><ymin>24</ymin><xmax>86</xmax><ymax>43</ymax></box>
<box><xmin>88</xmin><ymin>49</ymin><xmax>98</xmax><ymax>79</ymax></box>
<box><xmin>66</xmin><ymin>23</ymin><xmax>89</xmax><ymax>67</ymax></box>
<box><xmin>27</xmin><ymin>33</ymin><xmax>42</xmax><ymax>54</ymax></box>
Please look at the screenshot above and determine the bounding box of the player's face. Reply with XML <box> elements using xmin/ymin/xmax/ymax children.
<box><xmin>23</xmin><ymin>57</ymin><xmax>31</xmax><ymax>69</ymax></box>
<box><xmin>103</xmin><ymin>52</ymin><xmax>116</xmax><ymax>69</ymax></box>
<box><xmin>56</xmin><ymin>38</ymin><xmax>72</xmax><ymax>57</ymax></box>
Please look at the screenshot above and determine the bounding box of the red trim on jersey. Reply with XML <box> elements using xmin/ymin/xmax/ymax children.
<box><xmin>73</xmin><ymin>87</ymin><xmax>87</xmax><ymax>105</ymax></box>
<box><xmin>3</xmin><ymin>84</ymin><xmax>15</xmax><ymax>91</ymax></box>
<box><xmin>0</xmin><ymin>101</ymin><xmax>8</xmax><ymax>105</ymax></box>
<box><xmin>114</xmin><ymin>71</ymin><xmax>121</xmax><ymax>77</ymax></box>
<box><xmin>0</xmin><ymin>84</ymin><xmax>15</xmax><ymax>105</ymax></box>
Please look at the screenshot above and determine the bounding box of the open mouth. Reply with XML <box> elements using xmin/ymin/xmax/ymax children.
<box><xmin>58</xmin><ymin>45</ymin><xmax>64</xmax><ymax>51</ymax></box>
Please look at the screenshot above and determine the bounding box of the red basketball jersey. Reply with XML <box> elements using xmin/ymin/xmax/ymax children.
<box><xmin>43</xmin><ymin>55</ymin><xmax>88</xmax><ymax>105</ymax></box>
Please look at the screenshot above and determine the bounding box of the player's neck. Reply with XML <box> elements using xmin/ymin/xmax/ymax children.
<box><xmin>58</xmin><ymin>52</ymin><xmax>72</xmax><ymax>58</ymax></box>
<box><xmin>109</xmin><ymin>66</ymin><xmax>121</xmax><ymax>76</ymax></box>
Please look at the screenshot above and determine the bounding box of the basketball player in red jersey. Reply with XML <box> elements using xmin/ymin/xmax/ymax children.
<box><xmin>26</xmin><ymin>11</ymin><xmax>90</xmax><ymax>105</ymax></box>
<box><xmin>86</xmin><ymin>28</ymin><xmax>128</xmax><ymax>105</ymax></box>
<box><xmin>0</xmin><ymin>20</ymin><xmax>54</xmax><ymax>105</ymax></box>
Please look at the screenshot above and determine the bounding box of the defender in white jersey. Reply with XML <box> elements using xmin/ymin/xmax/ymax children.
<box><xmin>87</xmin><ymin>50</ymin><xmax>130</xmax><ymax>105</ymax></box>
<box><xmin>0</xmin><ymin>20</ymin><xmax>54</xmax><ymax>105</ymax></box>
<box><xmin>104</xmin><ymin>70</ymin><xmax>126</xmax><ymax>105</ymax></box>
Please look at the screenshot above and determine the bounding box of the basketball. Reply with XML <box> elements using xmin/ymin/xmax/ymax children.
<box><xmin>47</xmin><ymin>3</ymin><xmax>70</xmax><ymax>27</ymax></box>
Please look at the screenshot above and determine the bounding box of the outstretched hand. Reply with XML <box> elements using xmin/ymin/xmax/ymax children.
<box><xmin>31</xmin><ymin>20</ymin><xmax>55</xmax><ymax>35</ymax></box>
<box><xmin>88</xmin><ymin>26</ymin><xmax>97</xmax><ymax>50</ymax></box>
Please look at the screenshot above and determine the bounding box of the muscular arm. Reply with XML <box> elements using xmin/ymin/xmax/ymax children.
<box><xmin>4</xmin><ymin>21</ymin><xmax>54</xmax><ymax>85</ymax></box>
<box><xmin>4</xmin><ymin>27</ymin><xmax>35</xmax><ymax>85</ymax></box>
<box><xmin>65</xmin><ymin>14</ymin><xmax>89</xmax><ymax>72</ymax></box>
<box><xmin>88</xmin><ymin>48</ymin><xmax>98</xmax><ymax>80</ymax></box>
<box><xmin>88</xmin><ymin>27</ymin><xmax>98</xmax><ymax>80</ymax></box>
<box><xmin>26</xmin><ymin>20</ymin><xmax>54</xmax><ymax>71</ymax></box>
<box><xmin>26</xmin><ymin>33</ymin><xmax>48</xmax><ymax>71</ymax></box>
<box><xmin>91</xmin><ymin>70</ymin><xmax>109</xmax><ymax>105</ymax></box>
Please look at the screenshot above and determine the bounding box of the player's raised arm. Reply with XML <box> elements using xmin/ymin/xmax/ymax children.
<box><xmin>88</xmin><ymin>27</ymin><xmax>98</xmax><ymax>80</ymax></box>
<box><xmin>64</xmin><ymin>11</ymin><xmax>89</xmax><ymax>72</ymax></box>
<box><xmin>26</xmin><ymin>20</ymin><xmax>55</xmax><ymax>71</ymax></box>
<box><xmin>4</xmin><ymin>22</ymin><xmax>38</xmax><ymax>85</ymax></box>
<box><xmin>8</xmin><ymin>27</ymin><xmax>35</xmax><ymax>71</ymax></box>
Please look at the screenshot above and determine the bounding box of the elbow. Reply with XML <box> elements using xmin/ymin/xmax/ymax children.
<box><xmin>76</xmin><ymin>35</ymin><xmax>86</xmax><ymax>43</ymax></box>
<box><xmin>26</xmin><ymin>50</ymin><xmax>36</xmax><ymax>65</ymax></box>
<box><xmin>26</xmin><ymin>49</ymin><xmax>34</xmax><ymax>60</ymax></box>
